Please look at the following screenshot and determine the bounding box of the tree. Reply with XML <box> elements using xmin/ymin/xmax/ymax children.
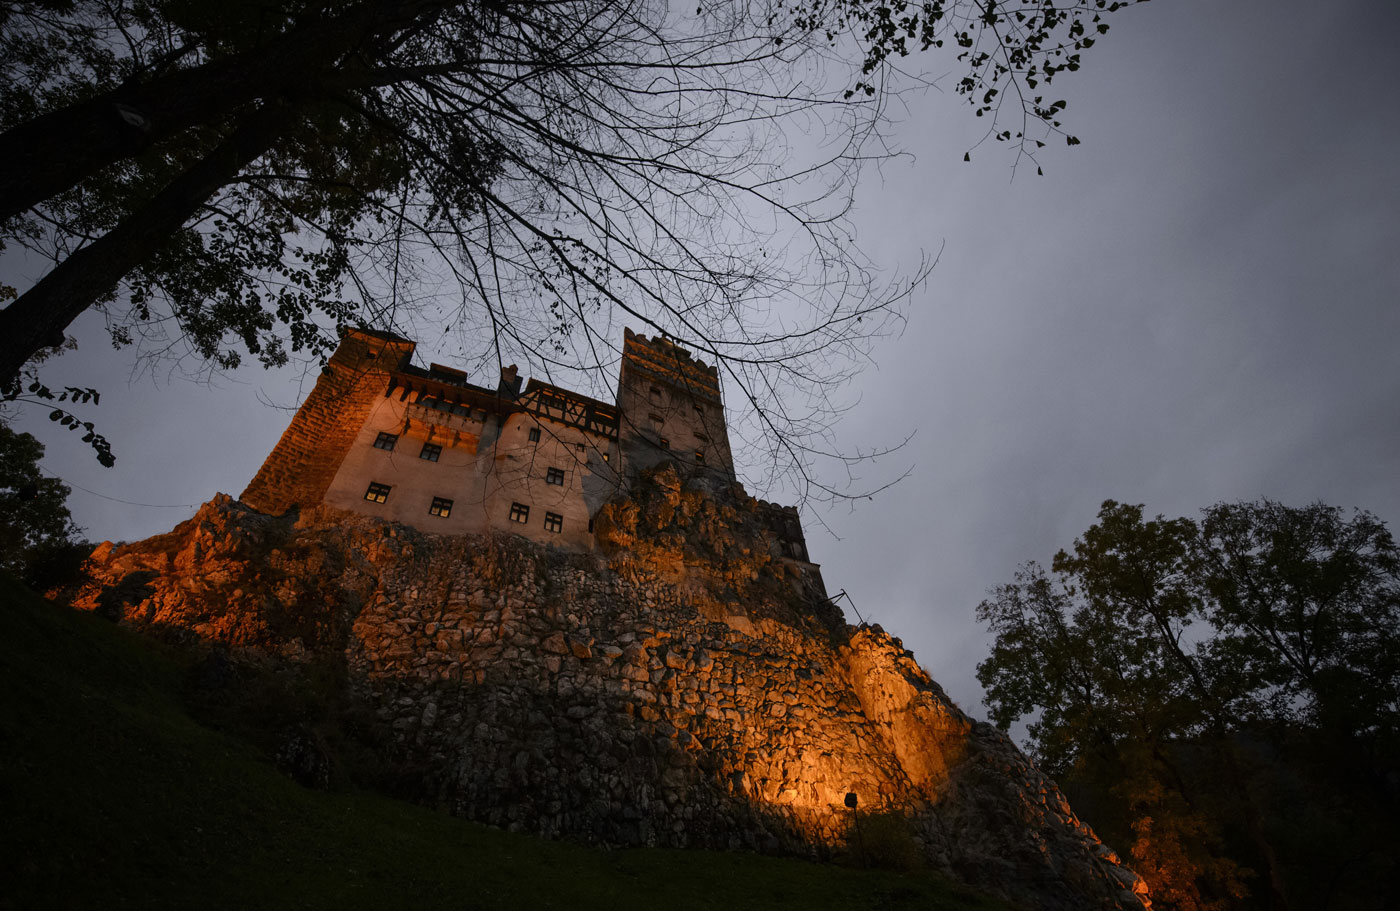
<box><xmin>1198</xmin><ymin>500</ymin><xmax>1400</xmax><ymax>742</ymax></box>
<box><xmin>0</xmin><ymin>422</ymin><xmax>91</xmax><ymax>592</ymax></box>
<box><xmin>978</xmin><ymin>510</ymin><xmax>1253</xmax><ymax>911</ymax></box>
<box><xmin>978</xmin><ymin>500</ymin><xmax>1400</xmax><ymax>911</ymax></box>
<box><xmin>0</xmin><ymin>0</ymin><xmax>1147</xmax><ymax>494</ymax></box>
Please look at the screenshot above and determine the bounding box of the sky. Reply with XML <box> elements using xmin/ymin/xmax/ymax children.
<box><xmin>8</xmin><ymin>0</ymin><xmax>1400</xmax><ymax>723</ymax></box>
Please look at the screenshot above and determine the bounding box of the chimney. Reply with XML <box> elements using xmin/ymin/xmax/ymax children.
<box><xmin>498</xmin><ymin>364</ymin><xmax>522</xmax><ymax>397</ymax></box>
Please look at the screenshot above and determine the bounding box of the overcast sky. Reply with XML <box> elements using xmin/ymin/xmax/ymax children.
<box><xmin>10</xmin><ymin>0</ymin><xmax>1399</xmax><ymax>722</ymax></box>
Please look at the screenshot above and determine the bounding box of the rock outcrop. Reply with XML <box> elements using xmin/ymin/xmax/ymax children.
<box><xmin>77</xmin><ymin>476</ymin><xmax>1150</xmax><ymax>911</ymax></box>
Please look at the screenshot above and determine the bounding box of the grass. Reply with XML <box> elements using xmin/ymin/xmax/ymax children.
<box><xmin>0</xmin><ymin>576</ymin><xmax>1016</xmax><ymax>911</ymax></box>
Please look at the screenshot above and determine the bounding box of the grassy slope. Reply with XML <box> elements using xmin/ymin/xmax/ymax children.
<box><xmin>0</xmin><ymin>578</ymin><xmax>1015</xmax><ymax>911</ymax></box>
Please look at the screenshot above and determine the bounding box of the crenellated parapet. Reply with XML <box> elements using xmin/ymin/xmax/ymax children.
<box><xmin>755</xmin><ymin>500</ymin><xmax>811</xmax><ymax>563</ymax></box>
<box><xmin>619</xmin><ymin>329</ymin><xmax>723</xmax><ymax>403</ymax></box>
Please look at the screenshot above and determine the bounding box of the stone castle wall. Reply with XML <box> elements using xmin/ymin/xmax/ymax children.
<box><xmin>617</xmin><ymin>328</ymin><xmax>736</xmax><ymax>481</ymax></box>
<box><xmin>78</xmin><ymin>479</ymin><xmax>1150</xmax><ymax>911</ymax></box>
<box><xmin>239</xmin><ymin>328</ymin><xmax>776</xmax><ymax>558</ymax></box>
<box><xmin>241</xmin><ymin>330</ymin><xmax>415</xmax><ymax>515</ymax></box>
<box><xmin>315</xmin><ymin>385</ymin><xmax>620</xmax><ymax>551</ymax></box>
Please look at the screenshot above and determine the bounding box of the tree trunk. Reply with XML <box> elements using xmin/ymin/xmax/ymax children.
<box><xmin>0</xmin><ymin>105</ymin><xmax>291</xmax><ymax>384</ymax></box>
<box><xmin>0</xmin><ymin>0</ymin><xmax>443</xmax><ymax>223</ymax></box>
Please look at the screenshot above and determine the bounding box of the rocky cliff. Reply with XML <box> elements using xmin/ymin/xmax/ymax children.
<box><xmin>77</xmin><ymin>470</ymin><xmax>1151</xmax><ymax>911</ymax></box>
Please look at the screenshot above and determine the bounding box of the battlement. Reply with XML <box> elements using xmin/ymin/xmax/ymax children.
<box><xmin>621</xmin><ymin>328</ymin><xmax>722</xmax><ymax>404</ymax></box>
<box><xmin>756</xmin><ymin>499</ymin><xmax>813</xmax><ymax>565</ymax></box>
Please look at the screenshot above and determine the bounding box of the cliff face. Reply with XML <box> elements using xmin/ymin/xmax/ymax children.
<box><xmin>77</xmin><ymin>473</ymin><xmax>1150</xmax><ymax>911</ymax></box>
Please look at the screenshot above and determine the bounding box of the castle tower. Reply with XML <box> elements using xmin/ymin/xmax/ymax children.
<box><xmin>615</xmin><ymin>329</ymin><xmax>735</xmax><ymax>481</ymax></box>
<box><xmin>241</xmin><ymin>328</ymin><xmax>416</xmax><ymax>515</ymax></box>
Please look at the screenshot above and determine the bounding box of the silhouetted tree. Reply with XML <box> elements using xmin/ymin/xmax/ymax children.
<box><xmin>979</xmin><ymin>499</ymin><xmax>1400</xmax><ymax>910</ymax></box>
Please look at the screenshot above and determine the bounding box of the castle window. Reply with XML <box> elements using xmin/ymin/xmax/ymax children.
<box><xmin>659</xmin><ymin>437</ymin><xmax>669</xmax><ymax>450</ymax></box>
<box><xmin>364</xmin><ymin>482</ymin><xmax>391</xmax><ymax>504</ymax></box>
<box><xmin>546</xmin><ymin>467</ymin><xmax>565</xmax><ymax>485</ymax></box>
<box><xmin>544</xmin><ymin>512</ymin><xmax>563</xmax><ymax>533</ymax></box>
<box><xmin>649</xmin><ymin>386</ymin><xmax>662</xmax><ymax>404</ymax></box>
<box><xmin>429</xmin><ymin>496</ymin><xmax>453</xmax><ymax>518</ymax></box>
<box><xmin>588</xmin><ymin>518</ymin><xmax>595</xmax><ymax>532</ymax></box>
<box><xmin>419</xmin><ymin>442</ymin><xmax>442</xmax><ymax>462</ymax></box>
<box><xmin>602</xmin><ymin>452</ymin><xmax>610</xmax><ymax>462</ymax></box>
<box><xmin>528</xmin><ymin>427</ymin><xmax>541</xmax><ymax>443</ymax></box>
<box><xmin>509</xmin><ymin>502</ymin><xmax>530</xmax><ymax>523</ymax></box>
<box><xmin>695</xmin><ymin>450</ymin><xmax>705</xmax><ymax>465</ymax></box>
<box><xmin>576</xmin><ymin>442</ymin><xmax>586</xmax><ymax>453</ymax></box>
<box><xmin>373</xmin><ymin>432</ymin><xmax>398</xmax><ymax>451</ymax></box>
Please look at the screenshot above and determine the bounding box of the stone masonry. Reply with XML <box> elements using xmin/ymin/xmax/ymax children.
<box><xmin>78</xmin><ymin>467</ymin><xmax>1152</xmax><ymax>911</ymax></box>
<box><xmin>241</xmin><ymin>329</ymin><xmax>416</xmax><ymax>516</ymax></box>
<box><xmin>237</xmin><ymin>328</ymin><xmax>791</xmax><ymax>562</ymax></box>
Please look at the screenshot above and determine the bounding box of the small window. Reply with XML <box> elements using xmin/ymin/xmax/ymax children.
<box><xmin>588</xmin><ymin>518</ymin><xmax>595</xmax><ymax>532</ymax></box>
<box><xmin>509</xmin><ymin>502</ymin><xmax>530</xmax><ymax>524</ymax></box>
<box><xmin>576</xmin><ymin>442</ymin><xmax>585</xmax><ymax>453</ymax></box>
<box><xmin>419</xmin><ymin>442</ymin><xmax>442</xmax><ymax>462</ymax></box>
<box><xmin>429</xmin><ymin>496</ymin><xmax>453</xmax><ymax>518</ymax></box>
<box><xmin>546</xmin><ymin>467</ymin><xmax>565</xmax><ymax>485</ymax></box>
<box><xmin>364</xmin><ymin>482</ymin><xmax>391</xmax><ymax>504</ymax></box>
<box><xmin>695</xmin><ymin>450</ymin><xmax>705</xmax><ymax>465</ymax></box>
<box><xmin>528</xmin><ymin>427</ymin><xmax>541</xmax><ymax>442</ymax></box>
<box><xmin>659</xmin><ymin>437</ymin><xmax>669</xmax><ymax>450</ymax></box>
<box><xmin>373</xmin><ymin>432</ymin><xmax>398</xmax><ymax>451</ymax></box>
<box><xmin>544</xmin><ymin>512</ymin><xmax>563</xmax><ymax>533</ymax></box>
<box><xmin>602</xmin><ymin>452</ymin><xmax>610</xmax><ymax>463</ymax></box>
<box><xmin>649</xmin><ymin>386</ymin><xmax>662</xmax><ymax>403</ymax></box>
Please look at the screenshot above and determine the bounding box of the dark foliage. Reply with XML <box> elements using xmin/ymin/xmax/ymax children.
<box><xmin>0</xmin><ymin>422</ymin><xmax>92</xmax><ymax>593</ymax></box>
<box><xmin>978</xmin><ymin>499</ymin><xmax>1400</xmax><ymax>911</ymax></box>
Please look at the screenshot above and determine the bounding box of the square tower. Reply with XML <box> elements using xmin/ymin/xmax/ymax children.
<box><xmin>616</xmin><ymin>329</ymin><xmax>734</xmax><ymax>481</ymax></box>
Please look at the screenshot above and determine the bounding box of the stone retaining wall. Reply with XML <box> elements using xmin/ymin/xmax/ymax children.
<box><xmin>78</xmin><ymin>493</ymin><xmax>1151</xmax><ymax>911</ymax></box>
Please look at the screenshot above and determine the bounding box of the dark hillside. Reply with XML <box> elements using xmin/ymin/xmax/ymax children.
<box><xmin>0</xmin><ymin>577</ymin><xmax>1012</xmax><ymax>911</ymax></box>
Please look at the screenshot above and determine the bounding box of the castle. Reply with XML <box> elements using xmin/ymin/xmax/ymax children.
<box><xmin>72</xmin><ymin>327</ymin><xmax>1152</xmax><ymax>911</ymax></box>
<box><xmin>241</xmin><ymin>327</ymin><xmax>816</xmax><ymax>569</ymax></box>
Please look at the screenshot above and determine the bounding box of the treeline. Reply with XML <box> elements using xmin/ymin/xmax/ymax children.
<box><xmin>978</xmin><ymin>500</ymin><xmax>1400</xmax><ymax>911</ymax></box>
